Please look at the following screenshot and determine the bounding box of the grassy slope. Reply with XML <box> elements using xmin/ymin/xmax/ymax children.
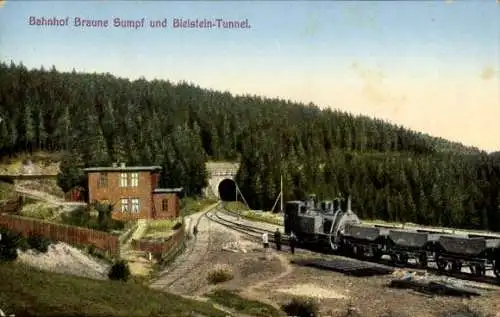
<box><xmin>224</xmin><ymin>201</ymin><xmax>283</xmax><ymax>225</ymax></box>
<box><xmin>0</xmin><ymin>262</ymin><xmax>228</xmax><ymax>317</ymax></box>
<box><xmin>206</xmin><ymin>290</ymin><xmax>285</xmax><ymax>317</ymax></box>
<box><xmin>181</xmin><ymin>197</ymin><xmax>218</xmax><ymax>216</ymax></box>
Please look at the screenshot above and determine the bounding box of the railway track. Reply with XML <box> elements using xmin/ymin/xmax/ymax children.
<box><xmin>211</xmin><ymin>205</ymin><xmax>500</xmax><ymax>286</ymax></box>
<box><xmin>206</xmin><ymin>207</ymin><xmax>289</xmax><ymax>245</ymax></box>
<box><xmin>151</xmin><ymin>207</ymin><xmax>214</xmax><ymax>291</ymax></box>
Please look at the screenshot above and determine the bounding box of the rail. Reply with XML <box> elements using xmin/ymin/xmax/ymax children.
<box><xmin>155</xmin><ymin>203</ymin><xmax>216</xmax><ymax>289</ymax></box>
<box><xmin>208</xmin><ymin>206</ymin><xmax>290</xmax><ymax>245</ymax></box>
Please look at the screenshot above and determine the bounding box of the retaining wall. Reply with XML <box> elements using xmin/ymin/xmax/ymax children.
<box><xmin>131</xmin><ymin>225</ymin><xmax>185</xmax><ymax>256</ymax></box>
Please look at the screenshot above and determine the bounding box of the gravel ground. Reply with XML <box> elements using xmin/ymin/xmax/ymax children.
<box><xmin>152</xmin><ymin>212</ymin><xmax>285</xmax><ymax>296</ymax></box>
<box><xmin>258</xmin><ymin>261</ymin><xmax>500</xmax><ymax>317</ymax></box>
<box><xmin>17</xmin><ymin>242</ymin><xmax>111</xmax><ymax>280</ymax></box>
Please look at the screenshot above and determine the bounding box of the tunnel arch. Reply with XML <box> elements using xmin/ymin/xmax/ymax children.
<box><xmin>218</xmin><ymin>178</ymin><xmax>237</xmax><ymax>201</ymax></box>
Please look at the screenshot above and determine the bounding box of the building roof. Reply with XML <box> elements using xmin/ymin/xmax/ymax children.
<box><xmin>83</xmin><ymin>166</ymin><xmax>162</xmax><ymax>172</ymax></box>
<box><xmin>153</xmin><ymin>187</ymin><xmax>184</xmax><ymax>194</ymax></box>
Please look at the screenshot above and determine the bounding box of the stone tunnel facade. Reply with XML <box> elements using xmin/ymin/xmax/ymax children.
<box><xmin>203</xmin><ymin>162</ymin><xmax>240</xmax><ymax>199</ymax></box>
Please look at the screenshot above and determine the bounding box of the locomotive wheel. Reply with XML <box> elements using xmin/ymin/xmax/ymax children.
<box><xmin>418</xmin><ymin>253</ymin><xmax>428</xmax><ymax>269</ymax></box>
<box><xmin>329</xmin><ymin>236</ymin><xmax>341</xmax><ymax>254</ymax></box>
<box><xmin>346</xmin><ymin>245</ymin><xmax>355</xmax><ymax>257</ymax></box>
<box><xmin>353</xmin><ymin>246</ymin><xmax>365</xmax><ymax>259</ymax></box>
<box><xmin>451</xmin><ymin>261</ymin><xmax>462</xmax><ymax>273</ymax></box>
<box><xmin>372</xmin><ymin>249</ymin><xmax>383</xmax><ymax>261</ymax></box>
<box><xmin>494</xmin><ymin>260</ymin><xmax>500</xmax><ymax>279</ymax></box>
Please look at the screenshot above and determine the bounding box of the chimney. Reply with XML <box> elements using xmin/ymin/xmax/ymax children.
<box><xmin>112</xmin><ymin>162</ymin><xmax>118</xmax><ymax>168</ymax></box>
<box><xmin>120</xmin><ymin>162</ymin><xmax>126</xmax><ymax>168</ymax></box>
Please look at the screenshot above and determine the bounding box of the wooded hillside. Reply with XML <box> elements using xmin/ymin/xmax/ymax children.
<box><xmin>1</xmin><ymin>62</ymin><xmax>499</xmax><ymax>231</ymax></box>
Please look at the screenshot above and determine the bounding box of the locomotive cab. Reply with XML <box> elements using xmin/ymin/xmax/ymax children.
<box><xmin>284</xmin><ymin>201</ymin><xmax>301</xmax><ymax>235</ymax></box>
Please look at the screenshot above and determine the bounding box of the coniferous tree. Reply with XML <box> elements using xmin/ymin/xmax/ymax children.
<box><xmin>0</xmin><ymin>62</ymin><xmax>499</xmax><ymax>231</ymax></box>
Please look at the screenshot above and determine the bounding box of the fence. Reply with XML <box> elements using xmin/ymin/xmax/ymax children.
<box><xmin>0</xmin><ymin>199</ymin><xmax>121</xmax><ymax>256</ymax></box>
<box><xmin>131</xmin><ymin>225</ymin><xmax>185</xmax><ymax>256</ymax></box>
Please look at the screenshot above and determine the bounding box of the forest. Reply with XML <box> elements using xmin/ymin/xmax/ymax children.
<box><xmin>0</xmin><ymin>62</ymin><xmax>499</xmax><ymax>231</ymax></box>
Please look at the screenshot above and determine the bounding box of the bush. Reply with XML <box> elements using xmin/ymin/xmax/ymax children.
<box><xmin>61</xmin><ymin>204</ymin><xmax>126</xmax><ymax>232</ymax></box>
<box><xmin>0</xmin><ymin>227</ymin><xmax>26</xmax><ymax>261</ymax></box>
<box><xmin>206</xmin><ymin>264</ymin><xmax>234</xmax><ymax>284</ymax></box>
<box><xmin>61</xmin><ymin>206</ymin><xmax>91</xmax><ymax>227</ymax></box>
<box><xmin>87</xmin><ymin>244</ymin><xmax>107</xmax><ymax>260</ymax></box>
<box><xmin>108</xmin><ymin>260</ymin><xmax>131</xmax><ymax>281</ymax></box>
<box><xmin>281</xmin><ymin>297</ymin><xmax>319</xmax><ymax>317</ymax></box>
<box><xmin>27</xmin><ymin>234</ymin><xmax>51</xmax><ymax>253</ymax></box>
<box><xmin>19</xmin><ymin>203</ymin><xmax>60</xmax><ymax>220</ymax></box>
<box><xmin>172</xmin><ymin>222</ymin><xmax>182</xmax><ymax>230</ymax></box>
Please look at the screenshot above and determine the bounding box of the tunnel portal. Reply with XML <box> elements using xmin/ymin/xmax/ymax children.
<box><xmin>218</xmin><ymin>178</ymin><xmax>237</xmax><ymax>201</ymax></box>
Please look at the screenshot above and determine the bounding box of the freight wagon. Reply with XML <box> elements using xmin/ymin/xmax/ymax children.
<box><xmin>284</xmin><ymin>195</ymin><xmax>500</xmax><ymax>280</ymax></box>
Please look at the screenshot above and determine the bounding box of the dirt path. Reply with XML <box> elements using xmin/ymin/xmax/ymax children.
<box><xmin>15</xmin><ymin>185</ymin><xmax>86</xmax><ymax>208</ymax></box>
<box><xmin>120</xmin><ymin>220</ymin><xmax>152</xmax><ymax>276</ymax></box>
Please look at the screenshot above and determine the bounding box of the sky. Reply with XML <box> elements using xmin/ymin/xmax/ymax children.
<box><xmin>0</xmin><ymin>0</ymin><xmax>499</xmax><ymax>152</ymax></box>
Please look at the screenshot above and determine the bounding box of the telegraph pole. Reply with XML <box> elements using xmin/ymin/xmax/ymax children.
<box><xmin>280</xmin><ymin>173</ymin><xmax>284</xmax><ymax>213</ymax></box>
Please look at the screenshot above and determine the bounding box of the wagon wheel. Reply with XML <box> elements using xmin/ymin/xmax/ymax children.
<box><xmin>418</xmin><ymin>252</ymin><xmax>428</xmax><ymax>269</ymax></box>
<box><xmin>451</xmin><ymin>261</ymin><xmax>462</xmax><ymax>273</ymax></box>
<box><xmin>389</xmin><ymin>253</ymin><xmax>398</xmax><ymax>265</ymax></box>
<box><xmin>351</xmin><ymin>245</ymin><xmax>358</xmax><ymax>258</ymax></box>
<box><xmin>435</xmin><ymin>255</ymin><xmax>448</xmax><ymax>272</ymax></box>
<box><xmin>470</xmin><ymin>264</ymin><xmax>485</xmax><ymax>277</ymax></box>
<box><xmin>494</xmin><ymin>260</ymin><xmax>500</xmax><ymax>279</ymax></box>
<box><xmin>398</xmin><ymin>253</ymin><xmax>409</xmax><ymax>266</ymax></box>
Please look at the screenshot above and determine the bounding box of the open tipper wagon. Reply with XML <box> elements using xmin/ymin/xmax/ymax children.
<box><xmin>431</xmin><ymin>234</ymin><xmax>500</xmax><ymax>278</ymax></box>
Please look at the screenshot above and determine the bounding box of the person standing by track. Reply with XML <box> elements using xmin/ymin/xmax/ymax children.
<box><xmin>262</xmin><ymin>232</ymin><xmax>269</xmax><ymax>250</ymax></box>
<box><xmin>289</xmin><ymin>231</ymin><xmax>296</xmax><ymax>254</ymax></box>
<box><xmin>274</xmin><ymin>228</ymin><xmax>282</xmax><ymax>251</ymax></box>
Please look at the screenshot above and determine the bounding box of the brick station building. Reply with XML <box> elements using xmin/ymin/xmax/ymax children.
<box><xmin>83</xmin><ymin>163</ymin><xmax>182</xmax><ymax>220</ymax></box>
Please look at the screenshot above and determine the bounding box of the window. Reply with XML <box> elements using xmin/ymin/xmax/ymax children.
<box><xmin>162</xmin><ymin>199</ymin><xmax>168</xmax><ymax>212</ymax></box>
<box><xmin>121</xmin><ymin>198</ymin><xmax>129</xmax><ymax>212</ymax></box>
<box><xmin>130</xmin><ymin>173</ymin><xmax>139</xmax><ymax>187</ymax></box>
<box><xmin>131</xmin><ymin>198</ymin><xmax>140</xmax><ymax>213</ymax></box>
<box><xmin>120</xmin><ymin>173</ymin><xmax>128</xmax><ymax>187</ymax></box>
<box><xmin>98</xmin><ymin>173</ymin><xmax>108</xmax><ymax>188</ymax></box>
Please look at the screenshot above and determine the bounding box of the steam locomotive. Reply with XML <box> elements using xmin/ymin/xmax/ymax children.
<box><xmin>284</xmin><ymin>195</ymin><xmax>500</xmax><ymax>280</ymax></box>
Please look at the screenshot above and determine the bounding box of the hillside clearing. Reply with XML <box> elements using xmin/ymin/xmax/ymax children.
<box><xmin>16</xmin><ymin>242</ymin><xmax>111</xmax><ymax>280</ymax></box>
<box><xmin>0</xmin><ymin>181</ymin><xmax>15</xmax><ymax>201</ymax></box>
<box><xmin>0</xmin><ymin>151</ymin><xmax>62</xmax><ymax>175</ymax></box>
